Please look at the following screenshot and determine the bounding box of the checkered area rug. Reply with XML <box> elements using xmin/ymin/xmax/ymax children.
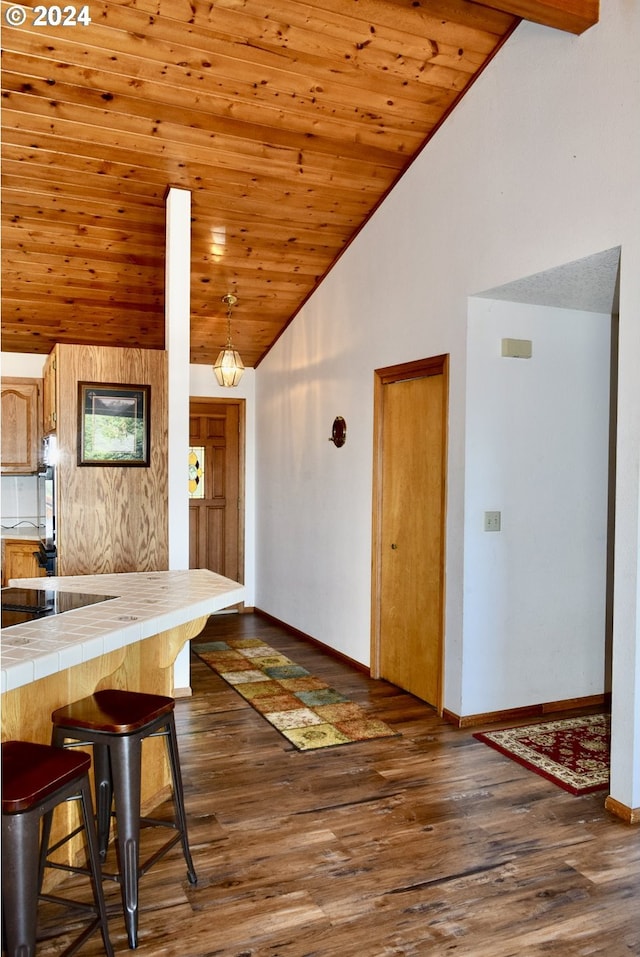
<box><xmin>193</xmin><ymin>638</ymin><xmax>399</xmax><ymax>750</ymax></box>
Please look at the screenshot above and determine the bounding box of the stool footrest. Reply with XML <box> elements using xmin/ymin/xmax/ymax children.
<box><xmin>53</xmin><ymin>918</ymin><xmax>106</xmax><ymax>957</ymax></box>
<box><xmin>101</xmin><ymin>832</ymin><xmax>187</xmax><ymax>883</ymax></box>
<box><xmin>141</xmin><ymin>814</ymin><xmax>180</xmax><ymax>828</ymax></box>
<box><xmin>45</xmin><ymin>820</ymin><xmax>86</xmax><ymax>857</ymax></box>
<box><xmin>39</xmin><ymin>892</ymin><xmax>102</xmax><ymax>914</ymax></box>
<box><xmin>43</xmin><ymin>860</ymin><xmax>92</xmax><ymax>878</ymax></box>
<box><xmin>139</xmin><ymin>833</ymin><xmax>182</xmax><ymax>879</ymax></box>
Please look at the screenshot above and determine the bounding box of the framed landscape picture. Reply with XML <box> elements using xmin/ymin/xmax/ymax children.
<box><xmin>78</xmin><ymin>383</ymin><xmax>150</xmax><ymax>466</ymax></box>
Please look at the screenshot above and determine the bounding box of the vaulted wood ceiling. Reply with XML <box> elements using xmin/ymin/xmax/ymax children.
<box><xmin>1</xmin><ymin>0</ymin><xmax>598</xmax><ymax>367</ymax></box>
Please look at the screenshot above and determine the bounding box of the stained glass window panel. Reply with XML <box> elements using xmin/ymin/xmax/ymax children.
<box><xmin>189</xmin><ymin>446</ymin><xmax>204</xmax><ymax>498</ymax></box>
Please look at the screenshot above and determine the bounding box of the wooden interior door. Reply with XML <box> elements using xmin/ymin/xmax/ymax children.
<box><xmin>189</xmin><ymin>399</ymin><xmax>243</xmax><ymax>585</ymax></box>
<box><xmin>371</xmin><ymin>356</ymin><xmax>448</xmax><ymax>710</ymax></box>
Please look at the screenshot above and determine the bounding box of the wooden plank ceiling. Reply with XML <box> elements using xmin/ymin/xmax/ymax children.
<box><xmin>1</xmin><ymin>0</ymin><xmax>598</xmax><ymax>367</ymax></box>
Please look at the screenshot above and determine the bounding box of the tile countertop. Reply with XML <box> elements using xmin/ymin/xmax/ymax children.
<box><xmin>1</xmin><ymin>569</ymin><xmax>245</xmax><ymax>694</ymax></box>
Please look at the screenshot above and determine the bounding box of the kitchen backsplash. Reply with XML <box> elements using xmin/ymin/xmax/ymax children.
<box><xmin>1</xmin><ymin>474</ymin><xmax>40</xmax><ymax>530</ymax></box>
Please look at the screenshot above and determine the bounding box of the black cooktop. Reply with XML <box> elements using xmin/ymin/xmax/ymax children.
<box><xmin>1</xmin><ymin>587</ymin><xmax>115</xmax><ymax>628</ymax></box>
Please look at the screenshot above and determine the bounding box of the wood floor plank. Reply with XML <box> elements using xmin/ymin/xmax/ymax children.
<box><xmin>35</xmin><ymin>612</ymin><xmax>635</xmax><ymax>957</ymax></box>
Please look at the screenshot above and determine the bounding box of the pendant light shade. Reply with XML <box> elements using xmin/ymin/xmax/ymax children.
<box><xmin>213</xmin><ymin>293</ymin><xmax>244</xmax><ymax>387</ymax></box>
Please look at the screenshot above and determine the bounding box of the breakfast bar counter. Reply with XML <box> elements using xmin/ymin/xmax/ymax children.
<box><xmin>1</xmin><ymin>569</ymin><xmax>244</xmax><ymax>870</ymax></box>
<box><xmin>1</xmin><ymin>568</ymin><xmax>244</xmax><ymax>695</ymax></box>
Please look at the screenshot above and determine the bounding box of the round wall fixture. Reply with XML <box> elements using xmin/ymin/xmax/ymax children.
<box><xmin>329</xmin><ymin>416</ymin><xmax>347</xmax><ymax>447</ymax></box>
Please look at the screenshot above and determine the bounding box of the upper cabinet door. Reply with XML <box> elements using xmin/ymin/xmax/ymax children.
<box><xmin>1</xmin><ymin>377</ymin><xmax>42</xmax><ymax>473</ymax></box>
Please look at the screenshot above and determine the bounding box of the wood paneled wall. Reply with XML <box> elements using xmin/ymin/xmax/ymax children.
<box><xmin>55</xmin><ymin>344</ymin><xmax>168</xmax><ymax>575</ymax></box>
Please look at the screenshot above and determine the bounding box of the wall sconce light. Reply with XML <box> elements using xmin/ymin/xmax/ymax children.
<box><xmin>213</xmin><ymin>293</ymin><xmax>245</xmax><ymax>387</ymax></box>
<box><xmin>329</xmin><ymin>416</ymin><xmax>347</xmax><ymax>447</ymax></box>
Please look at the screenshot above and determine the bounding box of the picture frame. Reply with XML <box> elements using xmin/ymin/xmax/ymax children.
<box><xmin>78</xmin><ymin>383</ymin><xmax>151</xmax><ymax>466</ymax></box>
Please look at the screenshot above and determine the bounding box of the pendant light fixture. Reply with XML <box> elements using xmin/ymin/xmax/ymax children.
<box><xmin>213</xmin><ymin>293</ymin><xmax>245</xmax><ymax>387</ymax></box>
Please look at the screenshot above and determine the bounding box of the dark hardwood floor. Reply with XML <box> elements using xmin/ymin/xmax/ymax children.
<box><xmin>37</xmin><ymin>613</ymin><xmax>639</xmax><ymax>956</ymax></box>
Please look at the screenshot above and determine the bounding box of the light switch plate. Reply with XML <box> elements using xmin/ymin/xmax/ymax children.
<box><xmin>484</xmin><ymin>510</ymin><xmax>501</xmax><ymax>532</ymax></box>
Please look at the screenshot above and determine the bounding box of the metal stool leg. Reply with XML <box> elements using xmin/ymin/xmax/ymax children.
<box><xmin>164</xmin><ymin>714</ymin><xmax>197</xmax><ymax>884</ymax></box>
<box><xmin>2</xmin><ymin>808</ymin><xmax>40</xmax><ymax>957</ymax></box>
<box><xmin>109</xmin><ymin>734</ymin><xmax>142</xmax><ymax>949</ymax></box>
<box><xmin>92</xmin><ymin>742</ymin><xmax>113</xmax><ymax>861</ymax></box>
<box><xmin>51</xmin><ymin>728</ymin><xmax>113</xmax><ymax>862</ymax></box>
<box><xmin>77</xmin><ymin>778</ymin><xmax>115</xmax><ymax>957</ymax></box>
<box><xmin>38</xmin><ymin>805</ymin><xmax>54</xmax><ymax>893</ymax></box>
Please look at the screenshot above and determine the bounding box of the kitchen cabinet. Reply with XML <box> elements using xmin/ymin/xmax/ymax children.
<box><xmin>1</xmin><ymin>538</ymin><xmax>46</xmax><ymax>587</ymax></box>
<box><xmin>1</xmin><ymin>377</ymin><xmax>42</xmax><ymax>473</ymax></box>
<box><xmin>43</xmin><ymin>348</ymin><xmax>57</xmax><ymax>434</ymax></box>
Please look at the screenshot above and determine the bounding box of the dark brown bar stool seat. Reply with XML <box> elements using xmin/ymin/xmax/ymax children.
<box><xmin>1</xmin><ymin>739</ymin><xmax>114</xmax><ymax>957</ymax></box>
<box><xmin>51</xmin><ymin>689</ymin><xmax>197</xmax><ymax>949</ymax></box>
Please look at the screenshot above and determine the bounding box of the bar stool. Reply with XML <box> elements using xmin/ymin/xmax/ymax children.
<box><xmin>1</xmin><ymin>739</ymin><xmax>114</xmax><ymax>957</ymax></box>
<box><xmin>51</xmin><ymin>689</ymin><xmax>197</xmax><ymax>949</ymax></box>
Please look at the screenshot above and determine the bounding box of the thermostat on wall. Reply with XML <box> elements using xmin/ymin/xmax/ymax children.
<box><xmin>501</xmin><ymin>338</ymin><xmax>532</xmax><ymax>359</ymax></box>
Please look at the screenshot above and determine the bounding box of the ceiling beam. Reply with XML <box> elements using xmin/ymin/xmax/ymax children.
<box><xmin>474</xmin><ymin>0</ymin><xmax>599</xmax><ymax>34</ymax></box>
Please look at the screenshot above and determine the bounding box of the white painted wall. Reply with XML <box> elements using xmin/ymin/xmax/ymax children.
<box><xmin>462</xmin><ymin>300</ymin><xmax>611</xmax><ymax>715</ymax></box>
<box><xmin>255</xmin><ymin>0</ymin><xmax>640</xmax><ymax>809</ymax></box>
<box><xmin>0</xmin><ymin>353</ymin><xmax>46</xmax><ymax>377</ymax></box>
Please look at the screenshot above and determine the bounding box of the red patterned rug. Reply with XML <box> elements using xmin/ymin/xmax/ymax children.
<box><xmin>473</xmin><ymin>714</ymin><xmax>610</xmax><ymax>795</ymax></box>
